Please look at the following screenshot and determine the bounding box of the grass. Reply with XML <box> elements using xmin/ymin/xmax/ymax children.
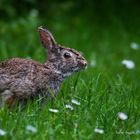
<box><xmin>0</xmin><ymin>13</ymin><xmax>140</xmax><ymax>140</ymax></box>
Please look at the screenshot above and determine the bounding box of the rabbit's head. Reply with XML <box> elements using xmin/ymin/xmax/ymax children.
<box><xmin>38</xmin><ymin>26</ymin><xmax>87</xmax><ymax>77</ymax></box>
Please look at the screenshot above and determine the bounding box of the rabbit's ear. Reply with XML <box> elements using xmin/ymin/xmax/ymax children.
<box><xmin>38</xmin><ymin>26</ymin><xmax>57</xmax><ymax>50</ymax></box>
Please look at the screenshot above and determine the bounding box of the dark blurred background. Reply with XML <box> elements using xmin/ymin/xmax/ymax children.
<box><xmin>1</xmin><ymin>0</ymin><xmax>140</xmax><ymax>28</ymax></box>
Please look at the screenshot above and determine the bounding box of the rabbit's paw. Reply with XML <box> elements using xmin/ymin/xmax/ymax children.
<box><xmin>0</xmin><ymin>90</ymin><xmax>15</xmax><ymax>108</ymax></box>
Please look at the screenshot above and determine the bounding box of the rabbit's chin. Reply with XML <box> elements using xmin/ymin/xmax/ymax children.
<box><xmin>63</xmin><ymin>72</ymin><xmax>73</xmax><ymax>77</ymax></box>
<box><xmin>63</xmin><ymin>66</ymin><xmax>86</xmax><ymax>77</ymax></box>
<box><xmin>62</xmin><ymin>68</ymin><xmax>79</xmax><ymax>78</ymax></box>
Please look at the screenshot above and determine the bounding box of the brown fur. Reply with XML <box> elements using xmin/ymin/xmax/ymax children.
<box><xmin>0</xmin><ymin>27</ymin><xmax>87</xmax><ymax>107</ymax></box>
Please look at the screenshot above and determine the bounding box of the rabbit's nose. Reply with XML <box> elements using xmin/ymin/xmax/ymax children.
<box><xmin>79</xmin><ymin>60</ymin><xmax>87</xmax><ymax>68</ymax></box>
<box><xmin>83</xmin><ymin>61</ymin><xmax>88</xmax><ymax>69</ymax></box>
<box><xmin>83</xmin><ymin>61</ymin><xmax>87</xmax><ymax>67</ymax></box>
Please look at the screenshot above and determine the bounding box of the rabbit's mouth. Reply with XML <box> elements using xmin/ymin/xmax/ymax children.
<box><xmin>72</xmin><ymin>66</ymin><xmax>86</xmax><ymax>72</ymax></box>
<box><xmin>77</xmin><ymin>60</ymin><xmax>87</xmax><ymax>70</ymax></box>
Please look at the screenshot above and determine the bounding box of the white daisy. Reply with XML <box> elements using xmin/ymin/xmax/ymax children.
<box><xmin>94</xmin><ymin>128</ymin><xmax>104</xmax><ymax>134</ymax></box>
<box><xmin>118</xmin><ymin>112</ymin><xmax>128</xmax><ymax>120</ymax></box>
<box><xmin>130</xmin><ymin>42</ymin><xmax>139</xmax><ymax>50</ymax></box>
<box><xmin>49</xmin><ymin>108</ymin><xmax>59</xmax><ymax>113</ymax></box>
<box><xmin>26</xmin><ymin>125</ymin><xmax>37</xmax><ymax>133</ymax></box>
<box><xmin>122</xmin><ymin>59</ymin><xmax>135</xmax><ymax>69</ymax></box>
<box><xmin>0</xmin><ymin>129</ymin><xmax>6</xmax><ymax>136</ymax></box>
<box><xmin>65</xmin><ymin>104</ymin><xmax>74</xmax><ymax>110</ymax></box>
<box><xmin>71</xmin><ymin>99</ymin><xmax>80</xmax><ymax>106</ymax></box>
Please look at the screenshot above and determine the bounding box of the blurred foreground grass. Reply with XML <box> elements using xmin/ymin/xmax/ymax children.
<box><xmin>0</xmin><ymin>12</ymin><xmax>140</xmax><ymax>140</ymax></box>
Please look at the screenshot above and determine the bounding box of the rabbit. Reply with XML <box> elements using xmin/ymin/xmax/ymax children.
<box><xmin>0</xmin><ymin>26</ymin><xmax>87</xmax><ymax>108</ymax></box>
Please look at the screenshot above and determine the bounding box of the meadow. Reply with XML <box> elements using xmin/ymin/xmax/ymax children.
<box><xmin>0</xmin><ymin>8</ymin><xmax>140</xmax><ymax>140</ymax></box>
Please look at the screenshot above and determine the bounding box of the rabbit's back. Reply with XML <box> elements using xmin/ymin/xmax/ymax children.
<box><xmin>0</xmin><ymin>58</ymin><xmax>45</xmax><ymax>98</ymax></box>
<box><xmin>0</xmin><ymin>58</ymin><xmax>39</xmax><ymax>84</ymax></box>
<box><xmin>0</xmin><ymin>58</ymin><xmax>41</xmax><ymax>76</ymax></box>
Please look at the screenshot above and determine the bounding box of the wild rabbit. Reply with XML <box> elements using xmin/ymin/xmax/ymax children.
<box><xmin>0</xmin><ymin>26</ymin><xmax>87</xmax><ymax>107</ymax></box>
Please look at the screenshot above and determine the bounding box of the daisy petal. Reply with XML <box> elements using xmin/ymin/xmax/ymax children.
<box><xmin>71</xmin><ymin>99</ymin><xmax>80</xmax><ymax>106</ymax></box>
<box><xmin>49</xmin><ymin>108</ymin><xmax>59</xmax><ymax>113</ymax></box>
<box><xmin>94</xmin><ymin>128</ymin><xmax>104</xmax><ymax>134</ymax></box>
<box><xmin>26</xmin><ymin>125</ymin><xmax>37</xmax><ymax>133</ymax></box>
<box><xmin>65</xmin><ymin>104</ymin><xmax>74</xmax><ymax>110</ymax></box>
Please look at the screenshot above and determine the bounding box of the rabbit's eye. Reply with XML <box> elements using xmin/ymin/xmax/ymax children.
<box><xmin>64</xmin><ymin>52</ymin><xmax>71</xmax><ymax>59</ymax></box>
